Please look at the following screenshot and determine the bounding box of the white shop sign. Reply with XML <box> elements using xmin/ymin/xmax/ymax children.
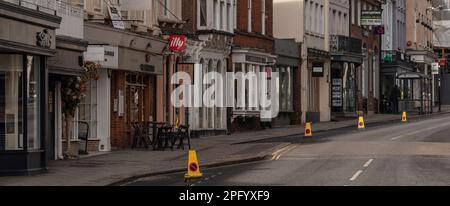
<box><xmin>432</xmin><ymin>63</ymin><xmax>440</xmax><ymax>75</ymax></box>
<box><xmin>84</xmin><ymin>46</ymin><xmax>119</xmax><ymax>69</ymax></box>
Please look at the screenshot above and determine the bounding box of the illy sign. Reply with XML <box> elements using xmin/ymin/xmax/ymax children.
<box><xmin>169</xmin><ymin>35</ymin><xmax>187</xmax><ymax>52</ymax></box>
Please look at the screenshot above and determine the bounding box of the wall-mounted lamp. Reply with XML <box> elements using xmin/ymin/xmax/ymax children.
<box><xmin>108</xmin><ymin>69</ymin><xmax>113</xmax><ymax>78</ymax></box>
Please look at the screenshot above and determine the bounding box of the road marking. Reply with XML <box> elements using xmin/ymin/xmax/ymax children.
<box><xmin>390</xmin><ymin>124</ymin><xmax>447</xmax><ymax>141</ymax></box>
<box><xmin>273</xmin><ymin>145</ymin><xmax>297</xmax><ymax>161</ymax></box>
<box><xmin>272</xmin><ymin>145</ymin><xmax>294</xmax><ymax>160</ymax></box>
<box><xmin>390</xmin><ymin>135</ymin><xmax>404</xmax><ymax>141</ymax></box>
<box><xmin>350</xmin><ymin>170</ymin><xmax>363</xmax><ymax>181</ymax></box>
<box><xmin>363</xmin><ymin>159</ymin><xmax>374</xmax><ymax>168</ymax></box>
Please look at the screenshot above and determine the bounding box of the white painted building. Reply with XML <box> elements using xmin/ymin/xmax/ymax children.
<box><xmin>180</xmin><ymin>0</ymin><xmax>235</xmax><ymax>136</ymax></box>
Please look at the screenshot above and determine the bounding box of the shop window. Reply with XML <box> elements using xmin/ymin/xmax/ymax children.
<box><xmin>79</xmin><ymin>80</ymin><xmax>98</xmax><ymax>139</ymax></box>
<box><xmin>199</xmin><ymin>0</ymin><xmax>207</xmax><ymax>27</ymax></box>
<box><xmin>0</xmin><ymin>54</ymin><xmax>42</xmax><ymax>151</ymax></box>
<box><xmin>0</xmin><ymin>55</ymin><xmax>23</xmax><ymax>151</ymax></box>
<box><xmin>278</xmin><ymin>67</ymin><xmax>293</xmax><ymax>112</ymax></box>
<box><xmin>26</xmin><ymin>56</ymin><xmax>40</xmax><ymax>150</ymax></box>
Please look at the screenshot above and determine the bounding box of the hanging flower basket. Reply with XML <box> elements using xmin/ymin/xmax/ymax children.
<box><xmin>61</xmin><ymin>61</ymin><xmax>101</xmax><ymax>116</ymax></box>
<box><xmin>60</xmin><ymin>61</ymin><xmax>102</xmax><ymax>159</ymax></box>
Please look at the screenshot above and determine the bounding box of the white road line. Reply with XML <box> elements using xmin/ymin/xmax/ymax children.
<box><xmin>271</xmin><ymin>145</ymin><xmax>294</xmax><ymax>160</ymax></box>
<box><xmin>274</xmin><ymin>145</ymin><xmax>297</xmax><ymax>161</ymax></box>
<box><xmin>275</xmin><ymin>154</ymin><xmax>281</xmax><ymax>160</ymax></box>
<box><xmin>363</xmin><ymin>159</ymin><xmax>374</xmax><ymax>168</ymax></box>
<box><xmin>390</xmin><ymin>135</ymin><xmax>404</xmax><ymax>141</ymax></box>
<box><xmin>390</xmin><ymin>125</ymin><xmax>446</xmax><ymax>141</ymax></box>
<box><xmin>350</xmin><ymin>170</ymin><xmax>363</xmax><ymax>181</ymax></box>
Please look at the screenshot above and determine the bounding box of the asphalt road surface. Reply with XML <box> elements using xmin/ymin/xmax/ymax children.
<box><xmin>126</xmin><ymin>114</ymin><xmax>450</xmax><ymax>186</ymax></box>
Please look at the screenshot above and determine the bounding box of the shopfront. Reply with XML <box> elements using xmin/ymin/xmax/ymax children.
<box><xmin>231</xmin><ymin>48</ymin><xmax>277</xmax><ymax>130</ymax></box>
<box><xmin>0</xmin><ymin>1</ymin><xmax>61</xmax><ymax>175</ymax></box>
<box><xmin>329</xmin><ymin>36</ymin><xmax>363</xmax><ymax>119</ymax></box>
<box><xmin>111</xmin><ymin>47</ymin><xmax>163</xmax><ymax>149</ymax></box>
<box><xmin>273</xmin><ymin>39</ymin><xmax>298</xmax><ymax>126</ymax></box>
<box><xmin>380</xmin><ymin>50</ymin><xmax>417</xmax><ymax>114</ymax></box>
<box><xmin>47</xmin><ymin>36</ymin><xmax>88</xmax><ymax>159</ymax></box>
<box><xmin>84</xmin><ymin>22</ymin><xmax>165</xmax><ymax>149</ymax></box>
<box><xmin>305</xmin><ymin>48</ymin><xmax>331</xmax><ymax>123</ymax></box>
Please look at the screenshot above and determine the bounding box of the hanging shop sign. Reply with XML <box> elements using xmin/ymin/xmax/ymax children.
<box><xmin>432</xmin><ymin>63</ymin><xmax>440</xmax><ymax>75</ymax></box>
<box><xmin>107</xmin><ymin>3</ymin><xmax>125</xmax><ymax>30</ymax></box>
<box><xmin>361</xmin><ymin>10</ymin><xmax>382</xmax><ymax>26</ymax></box>
<box><xmin>169</xmin><ymin>35</ymin><xmax>187</xmax><ymax>52</ymax></box>
<box><xmin>312</xmin><ymin>63</ymin><xmax>324</xmax><ymax>77</ymax></box>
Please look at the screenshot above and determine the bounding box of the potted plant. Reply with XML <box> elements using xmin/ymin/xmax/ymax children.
<box><xmin>61</xmin><ymin>61</ymin><xmax>101</xmax><ymax>159</ymax></box>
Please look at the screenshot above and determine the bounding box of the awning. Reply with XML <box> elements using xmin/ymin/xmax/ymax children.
<box><xmin>396</xmin><ymin>71</ymin><xmax>430</xmax><ymax>80</ymax></box>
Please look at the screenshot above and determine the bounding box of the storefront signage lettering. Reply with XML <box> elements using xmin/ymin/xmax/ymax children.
<box><xmin>36</xmin><ymin>29</ymin><xmax>52</xmax><ymax>48</ymax></box>
<box><xmin>246</xmin><ymin>56</ymin><xmax>267</xmax><ymax>64</ymax></box>
<box><xmin>332</xmin><ymin>79</ymin><xmax>343</xmax><ymax>107</ymax></box>
<box><xmin>141</xmin><ymin>64</ymin><xmax>156</xmax><ymax>73</ymax></box>
<box><xmin>361</xmin><ymin>10</ymin><xmax>382</xmax><ymax>26</ymax></box>
<box><xmin>105</xmin><ymin>50</ymin><xmax>115</xmax><ymax>57</ymax></box>
<box><xmin>308</xmin><ymin>48</ymin><xmax>330</xmax><ymax>58</ymax></box>
<box><xmin>169</xmin><ymin>35</ymin><xmax>187</xmax><ymax>52</ymax></box>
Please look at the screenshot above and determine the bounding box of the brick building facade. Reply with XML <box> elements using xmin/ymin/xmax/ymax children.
<box><xmin>231</xmin><ymin>0</ymin><xmax>279</xmax><ymax>131</ymax></box>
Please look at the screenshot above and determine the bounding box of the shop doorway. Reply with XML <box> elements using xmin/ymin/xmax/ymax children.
<box><xmin>331</xmin><ymin>62</ymin><xmax>357</xmax><ymax>118</ymax></box>
<box><xmin>125</xmin><ymin>73</ymin><xmax>156</xmax><ymax>137</ymax></box>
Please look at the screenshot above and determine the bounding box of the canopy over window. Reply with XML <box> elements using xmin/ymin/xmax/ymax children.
<box><xmin>396</xmin><ymin>72</ymin><xmax>430</xmax><ymax>80</ymax></box>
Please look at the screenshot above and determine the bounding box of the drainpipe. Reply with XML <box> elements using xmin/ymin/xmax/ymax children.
<box><xmin>413</xmin><ymin>0</ymin><xmax>417</xmax><ymax>48</ymax></box>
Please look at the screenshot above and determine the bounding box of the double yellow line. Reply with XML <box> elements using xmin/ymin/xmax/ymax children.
<box><xmin>271</xmin><ymin>145</ymin><xmax>297</xmax><ymax>161</ymax></box>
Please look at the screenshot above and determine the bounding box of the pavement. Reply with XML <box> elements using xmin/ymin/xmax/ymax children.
<box><xmin>1</xmin><ymin>107</ymin><xmax>450</xmax><ymax>186</ymax></box>
<box><xmin>128</xmin><ymin>112</ymin><xmax>450</xmax><ymax>186</ymax></box>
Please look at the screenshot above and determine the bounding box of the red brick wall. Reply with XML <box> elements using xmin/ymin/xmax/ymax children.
<box><xmin>110</xmin><ymin>71</ymin><xmax>128</xmax><ymax>150</ymax></box>
<box><xmin>235</xmin><ymin>0</ymin><xmax>274</xmax><ymax>53</ymax></box>
<box><xmin>182</xmin><ymin>0</ymin><xmax>196</xmax><ymax>33</ymax></box>
<box><xmin>266</xmin><ymin>0</ymin><xmax>273</xmax><ymax>37</ymax></box>
<box><xmin>251</xmin><ymin>0</ymin><xmax>262</xmax><ymax>34</ymax></box>
<box><xmin>233</xmin><ymin>34</ymin><xmax>274</xmax><ymax>54</ymax></box>
<box><xmin>237</xmin><ymin>0</ymin><xmax>248</xmax><ymax>31</ymax></box>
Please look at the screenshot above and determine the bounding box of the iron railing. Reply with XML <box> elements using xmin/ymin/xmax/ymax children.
<box><xmin>330</xmin><ymin>35</ymin><xmax>362</xmax><ymax>54</ymax></box>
